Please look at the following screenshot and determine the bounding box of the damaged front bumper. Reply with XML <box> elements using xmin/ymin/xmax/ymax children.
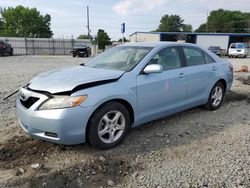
<box><xmin>16</xmin><ymin>87</ymin><xmax>93</xmax><ymax>145</ymax></box>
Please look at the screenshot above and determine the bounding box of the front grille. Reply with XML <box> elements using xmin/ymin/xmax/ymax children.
<box><xmin>20</xmin><ymin>97</ymin><xmax>39</xmax><ymax>109</ymax></box>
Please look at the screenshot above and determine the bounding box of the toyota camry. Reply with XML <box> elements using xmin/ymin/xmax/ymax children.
<box><xmin>17</xmin><ymin>42</ymin><xmax>233</xmax><ymax>149</ymax></box>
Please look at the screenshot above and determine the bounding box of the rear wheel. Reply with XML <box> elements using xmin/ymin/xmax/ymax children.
<box><xmin>204</xmin><ymin>82</ymin><xmax>225</xmax><ymax>111</ymax></box>
<box><xmin>87</xmin><ymin>102</ymin><xmax>130</xmax><ymax>149</ymax></box>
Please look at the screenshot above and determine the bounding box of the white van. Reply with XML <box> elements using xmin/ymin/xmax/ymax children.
<box><xmin>228</xmin><ymin>43</ymin><xmax>248</xmax><ymax>58</ymax></box>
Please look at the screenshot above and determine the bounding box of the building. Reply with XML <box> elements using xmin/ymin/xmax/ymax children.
<box><xmin>129</xmin><ymin>32</ymin><xmax>250</xmax><ymax>52</ymax></box>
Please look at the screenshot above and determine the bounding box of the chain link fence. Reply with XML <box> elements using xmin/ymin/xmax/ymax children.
<box><xmin>0</xmin><ymin>37</ymin><xmax>92</xmax><ymax>55</ymax></box>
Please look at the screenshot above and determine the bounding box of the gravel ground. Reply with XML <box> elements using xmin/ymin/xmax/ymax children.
<box><xmin>0</xmin><ymin>56</ymin><xmax>250</xmax><ymax>188</ymax></box>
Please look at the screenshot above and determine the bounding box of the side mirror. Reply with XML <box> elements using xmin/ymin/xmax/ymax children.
<box><xmin>143</xmin><ymin>64</ymin><xmax>163</xmax><ymax>74</ymax></box>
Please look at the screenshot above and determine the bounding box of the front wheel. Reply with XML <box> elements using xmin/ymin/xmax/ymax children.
<box><xmin>10</xmin><ymin>48</ymin><xmax>13</xmax><ymax>56</ymax></box>
<box><xmin>204</xmin><ymin>82</ymin><xmax>225</xmax><ymax>111</ymax></box>
<box><xmin>87</xmin><ymin>102</ymin><xmax>130</xmax><ymax>149</ymax></box>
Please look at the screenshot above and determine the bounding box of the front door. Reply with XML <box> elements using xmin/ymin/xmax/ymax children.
<box><xmin>136</xmin><ymin>47</ymin><xmax>187</xmax><ymax>122</ymax></box>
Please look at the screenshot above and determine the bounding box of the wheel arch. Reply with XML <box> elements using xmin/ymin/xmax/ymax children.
<box><xmin>85</xmin><ymin>98</ymin><xmax>135</xmax><ymax>143</ymax></box>
<box><xmin>216</xmin><ymin>79</ymin><xmax>227</xmax><ymax>92</ymax></box>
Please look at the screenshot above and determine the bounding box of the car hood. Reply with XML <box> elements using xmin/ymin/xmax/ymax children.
<box><xmin>28</xmin><ymin>66</ymin><xmax>124</xmax><ymax>94</ymax></box>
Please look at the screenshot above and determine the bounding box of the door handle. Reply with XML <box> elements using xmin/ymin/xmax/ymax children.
<box><xmin>178</xmin><ymin>73</ymin><xmax>185</xmax><ymax>78</ymax></box>
<box><xmin>212</xmin><ymin>66</ymin><xmax>217</xmax><ymax>71</ymax></box>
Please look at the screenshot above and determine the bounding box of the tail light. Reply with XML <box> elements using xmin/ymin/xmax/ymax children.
<box><xmin>229</xmin><ymin>63</ymin><xmax>234</xmax><ymax>72</ymax></box>
<box><xmin>0</xmin><ymin>43</ymin><xmax>5</xmax><ymax>48</ymax></box>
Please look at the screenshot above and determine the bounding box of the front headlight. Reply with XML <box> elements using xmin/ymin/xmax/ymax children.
<box><xmin>39</xmin><ymin>95</ymin><xmax>87</xmax><ymax>110</ymax></box>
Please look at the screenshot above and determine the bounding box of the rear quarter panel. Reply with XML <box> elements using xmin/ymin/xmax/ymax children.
<box><xmin>203</xmin><ymin>49</ymin><xmax>233</xmax><ymax>92</ymax></box>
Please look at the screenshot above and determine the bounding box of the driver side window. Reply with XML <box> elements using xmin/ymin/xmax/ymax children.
<box><xmin>148</xmin><ymin>47</ymin><xmax>181</xmax><ymax>71</ymax></box>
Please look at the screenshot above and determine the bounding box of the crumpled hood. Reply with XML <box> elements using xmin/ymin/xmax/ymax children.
<box><xmin>28</xmin><ymin>66</ymin><xmax>124</xmax><ymax>94</ymax></box>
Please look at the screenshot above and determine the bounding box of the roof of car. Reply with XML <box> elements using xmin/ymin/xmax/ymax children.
<box><xmin>122</xmin><ymin>41</ymin><xmax>198</xmax><ymax>48</ymax></box>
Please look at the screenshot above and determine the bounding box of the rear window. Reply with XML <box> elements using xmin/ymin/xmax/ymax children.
<box><xmin>183</xmin><ymin>47</ymin><xmax>206</xmax><ymax>66</ymax></box>
<box><xmin>203</xmin><ymin>52</ymin><xmax>215</xmax><ymax>64</ymax></box>
<box><xmin>237</xmin><ymin>43</ymin><xmax>244</xmax><ymax>49</ymax></box>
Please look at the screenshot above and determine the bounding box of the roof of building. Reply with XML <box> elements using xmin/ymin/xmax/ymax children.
<box><xmin>129</xmin><ymin>31</ymin><xmax>250</xmax><ymax>37</ymax></box>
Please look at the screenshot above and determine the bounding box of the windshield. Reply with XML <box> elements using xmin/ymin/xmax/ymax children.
<box><xmin>76</xmin><ymin>43</ymin><xmax>87</xmax><ymax>47</ymax></box>
<box><xmin>85</xmin><ymin>46</ymin><xmax>152</xmax><ymax>71</ymax></box>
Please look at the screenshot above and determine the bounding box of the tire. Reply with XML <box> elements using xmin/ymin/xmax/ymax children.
<box><xmin>72</xmin><ymin>54</ymin><xmax>76</xmax><ymax>58</ymax></box>
<box><xmin>10</xmin><ymin>48</ymin><xmax>13</xmax><ymax>56</ymax></box>
<box><xmin>204</xmin><ymin>82</ymin><xmax>225</xmax><ymax>111</ymax></box>
<box><xmin>87</xmin><ymin>102</ymin><xmax>130</xmax><ymax>149</ymax></box>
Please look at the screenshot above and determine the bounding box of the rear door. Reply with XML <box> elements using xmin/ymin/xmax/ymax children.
<box><xmin>182</xmin><ymin>46</ymin><xmax>216</xmax><ymax>106</ymax></box>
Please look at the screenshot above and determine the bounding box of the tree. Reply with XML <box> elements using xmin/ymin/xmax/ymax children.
<box><xmin>182</xmin><ymin>24</ymin><xmax>193</xmax><ymax>32</ymax></box>
<box><xmin>0</xmin><ymin>6</ymin><xmax>53</xmax><ymax>38</ymax></box>
<box><xmin>77</xmin><ymin>34</ymin><xmax>93</xmax><ymax>41</ymax></box>
<box><xmin>156</xmin><ymin>15</ymin><xmax>184</xmax><ymax>32</ymax></box>
<box><xmin>95</xmin><ymin>29</ymin><xmax>111</xmax><ymax>50</ymax></box>
<box><xmin>195</xmin><ymin>23</ymin><xmax>207</xmax><ymax>32</ymax></box>
<box><xmin>0</xmin><ymin>18</ymin><xmax>4</xmax><ymax>34</ymax></box>
<box><xmin>196</xmin><ymin>9</ymin><xmax>250</xmax><ymax>33</ymax></box>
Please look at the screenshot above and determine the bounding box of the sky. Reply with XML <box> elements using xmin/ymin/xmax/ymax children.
<box><xmin>0</xmin><ymin>0</ymin><xmax>249</xmax><ymax>40</ymax></box>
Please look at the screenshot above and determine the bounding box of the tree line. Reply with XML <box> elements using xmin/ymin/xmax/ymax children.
<box><xmin>0</xmin><ymin>6</ymin><xmax>249</xmax><ymax>50</ymax></box>
<box><xmin>196</xmin><ymin>9</ymin><xmax>250</xmax><ymax>33</ymax></box>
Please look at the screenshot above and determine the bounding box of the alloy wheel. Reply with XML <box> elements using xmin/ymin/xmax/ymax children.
<box><xmin>98</xmin><ymin>110</ymin><xmax>126</xmax><ymax>144</ymax></box>
<box><xmin>211</xmin><ymin>86</ymin><xmax>223</xmax><ymax>107</ymax></box>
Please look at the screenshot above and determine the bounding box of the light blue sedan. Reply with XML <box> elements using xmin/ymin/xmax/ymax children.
<box><xmin>17</xmin><ymin>42</ymin><xmax>233</xmax><ymax>149</ymax></box>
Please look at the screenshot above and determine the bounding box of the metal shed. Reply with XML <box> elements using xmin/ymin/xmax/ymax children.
<box><xmin>129</xmin><ymin>31</ymin><xmax>250</xmax><ymax>52</ymax></box>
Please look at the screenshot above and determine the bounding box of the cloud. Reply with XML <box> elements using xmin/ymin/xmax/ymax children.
<box><xmin>112</xmin><ymin>0</ymin><xmax>167</xmax><ymax>16</ymax></box>
<box><xmin>0</xmin><ymin>0</ymin><xmax>33</xmax><ymax>7</ymax></box>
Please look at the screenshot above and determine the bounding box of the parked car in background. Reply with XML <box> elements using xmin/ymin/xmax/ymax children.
<box><xmin>71</xmin><ymin>43</ymin><xmax>91</xmax><ymax>58</ymax></box>
<box><xmin>228</xmin><ymin>43</ymin><xmax>248</xmax><ymax>58</ymax></box>
<box><xmin>17</xmin><ymin>42</ymin><xmax>233</xmax><ymax>149</ymax></box>
<box><xmin>208</xmin><ymin>46</ymin><xmax>221</xmax><ymax>56</ymax></box>
<box><xmin>0</xmin><ymin>40</ymin><xmax>13</xmax><ymax>56</ymax></box>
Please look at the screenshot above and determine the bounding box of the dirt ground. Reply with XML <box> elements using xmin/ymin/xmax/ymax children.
<box><xmin>0</xmin><ymin>56</ymin><xmax>250</xmax><ymax>188</ymax></box>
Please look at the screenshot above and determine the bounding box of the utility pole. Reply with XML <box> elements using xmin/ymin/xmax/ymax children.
<box><xmin>206</xmin><ymin>9</ymin><xmax>209</xmax><ymax>32</ymax></box>
<box><xmin>121</xmin><ymin>23</ymin><xmax>125</xmax><ymax>44</ymax></box>
<box><xmin>87</xmin><ymin>6</ymin><xmax>90</xmax><ymax>38</ymax></box>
